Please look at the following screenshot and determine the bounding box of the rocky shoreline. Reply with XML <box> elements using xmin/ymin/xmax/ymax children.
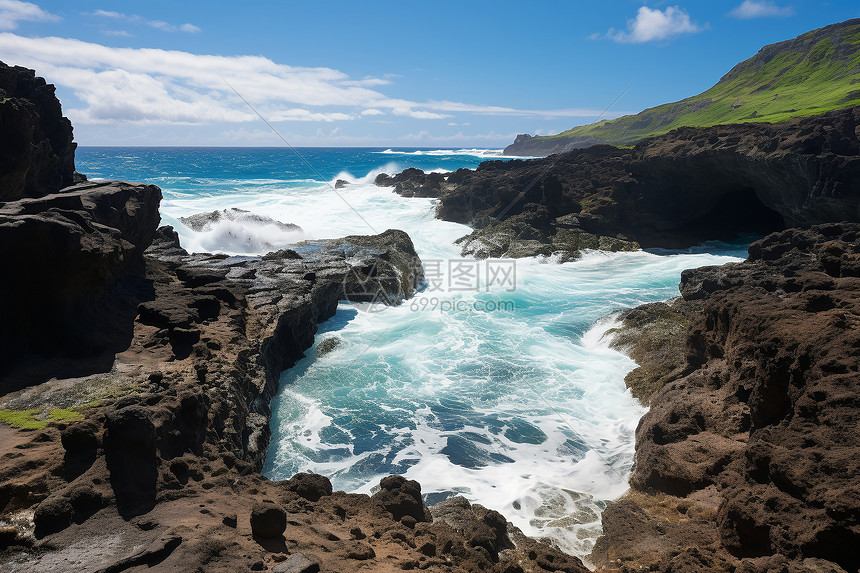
<box><xmin>2</xmin><ymin>60</ymin><xmax>859</xmax><ymax>573</ymax></box>
<box><xmin>594</xmin><ymin>225</ymin><xmax>860</xmax><ymax>572</ymax></box>
<box><xmin>379</xmin><ymin>107</ymin><xmax>860</xmax><ymax>261</ymax></box>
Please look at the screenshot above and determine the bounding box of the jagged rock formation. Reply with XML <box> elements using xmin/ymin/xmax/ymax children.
<box><xmin>375</xmin><ymin>168</ymin><xmax>472</xmax><ymax>198</ymax></box>
<box><xmin>593</xmin><ymin>224</ymin><xmax>860</xmax><ymax>572</ymax></box>
<box><xmin>0</xmin><ymin>61</ymin><xmax>79</xmax><ymax>201</ymax></box>
<box><xmin>384</xmin><ymin>107</ymin><xmax>860</xmax><ymax>258</ymax></box>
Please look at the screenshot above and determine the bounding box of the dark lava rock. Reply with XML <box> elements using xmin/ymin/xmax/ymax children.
<box><xmin>60</xmin><ymin>422</ymin><xmax>98</xmax><ymax>454</ymax></box>
<box><xmin>104</xmin><ymin>406</ymin><xmax>158</xmax><ymax>518</ymax></box>
<box><xmin>374</xmin><ymin>168</ymin><xmax>452</xmax><ymax>198</ymax></box>
<box><xmin>262</xmin><ymin>248</ymin><xmax>303</xmax><ymax>260</ymax></box>
<box><xmin>334</xmin><ymin>179</ymin><xmax>349</xmax><ymax>189</ymax></box>
<box><xmin>431</xmin><ymin>496</ymin><xmax>512</xmax><ymax>555</ymax></box>
<box><xmin>0</xmin><ymin>526</ymin><xmax>18</xmax><ymax>549</ymax></box>
<box><xmin>179</xmin><ymin>207</ymin><xmax>301</xmax><ymax>233</ymax></box>
<box><xmin>61</xmin><ymin>422</ymin><xmax>99</xmax><ymax>480</ymax></box>
<box><xmin>33</xmin><ymin>495</ymin><xmax>73</xmax><ymax>537</ymax></box>
<box><xmin>68</xmin><ymin>484</ymin><xmax>104</xmax><ymax>523</ymax></box>
<box><xmin>285</xmin><ymin>472</ymin><xmax>332</xmax><ymax>502</ymax></box>
<box><xmin>250</xmin><ymin>501</ymin><xmax>287</xmax><ymax>538</ymax></box>
<box><xmin>413</xmin><ymin>107</ymin><xmax>860</xmax><ymax>257</ymax></box>
<box><xmin>0</xmin><ymin>181</ymin><xmax>162</xmax><ymax>383</ymax></box>
<box><xmin>316</xmin><ymin>336</ymin><xmax>341</xmax><ymax>356</ymax></box>
<box><xmin>0</xmin><ymin>61</ymin><xmax>78</xmax><ymax>202</ymax></box>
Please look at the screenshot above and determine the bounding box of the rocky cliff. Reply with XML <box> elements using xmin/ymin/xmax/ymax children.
<box><xmin>0</xmin><ymin>181</ymin><xmax>163</xmax><ymax>386</ymax></box>
<box><xmin>593</xmin><ymin>224</ymin><xmax>860</xmax><ymax>573</ymax></box>
<box><xmin>382</xmin><ymin>106</ymin><xmax>860</xmax><ymax>260</ymax></box>
<box><xmin>0</xmin><ymin>61</ymin><xmax>79</xmax><ymax>201</ymax></box>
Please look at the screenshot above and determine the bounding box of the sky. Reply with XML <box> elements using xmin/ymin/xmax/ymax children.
<box><xmin>1</xmin><ymin>0</ymin><xmax>857</xmax><ymax>147</ymax></box>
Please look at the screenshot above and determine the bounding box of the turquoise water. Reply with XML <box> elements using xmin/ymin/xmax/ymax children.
<box><xmin>76</xmin><ymin>147</ymin><xmax>747</xmax><ymax>558</ymax></box>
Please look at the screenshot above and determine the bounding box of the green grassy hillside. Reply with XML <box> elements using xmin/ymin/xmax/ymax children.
<box><xmin>549</xmin><ymin>19</ymin><xmax>860</xmax><ymax>146</ymax></box>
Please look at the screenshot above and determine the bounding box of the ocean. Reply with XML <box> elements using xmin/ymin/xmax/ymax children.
<box><xmin>76</xmin><ymin>146</ymin><xmax>747</xmax><ymax>560</ymax></box>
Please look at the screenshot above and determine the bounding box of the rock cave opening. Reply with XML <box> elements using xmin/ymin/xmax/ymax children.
<box><xmin>676</xmin><ymin>187</ymin><xmax>786</xmax><ymax>243</ymax></box>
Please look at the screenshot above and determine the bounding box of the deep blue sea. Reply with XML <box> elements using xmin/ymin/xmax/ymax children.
<box><xmin>76</xmin><ymin>146</ymin><xmax>747</xmax><ymax>559</ymax></box>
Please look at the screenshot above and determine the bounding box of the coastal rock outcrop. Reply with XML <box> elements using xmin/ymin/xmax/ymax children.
<box><xmin>594</xmin><ymin>224</ymin><xmax>860</xmax><ymax>573</ymax></box>
<box><xmin>0</xmin><ymin>61</ymin><xmax>79</xmax><ymax>202</ymax></box>
<box><xmin>0</xmin><ymin>181</ymin><xmax>162</xmax><ymax>386</ymax></box>
<box><xmin>384</xmin><ymin>107</ymin><xmax>860</xmax><ymax>258</ymax></box>
<box><xmin>503</xmin><ymin>133</ymin><xmax>604</xmax><ymax>156</ymax></box>
<box><xmin>179</xmin><ymin>207</ymin><xmax>302</xmax><ymax>234</ymax></box>
<box><xmin>375</xmin><ymin>168</ymin><xmax>472</xmax><ymax>198</ymax></box>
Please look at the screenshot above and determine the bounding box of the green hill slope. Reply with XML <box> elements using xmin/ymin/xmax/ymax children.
<box><xmin>527</xmin><ymin>19</ymin><xmax>860</xmax><ymax>149</ymax></box>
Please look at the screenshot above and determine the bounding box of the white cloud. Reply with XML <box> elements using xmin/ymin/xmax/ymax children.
<box><xmin>102</xmin><ymin>30</ymin><xmax>131</xmax><ymax>37</ymax></box>
<box><xmin>267</xmin><ymin>109</ymin><xmax>355</xmax><ymax>122</ymax></box>
<box><xmin>728</xmin><ymin>1</ymin><xmax>794</xmax><ymax>19</ymax></box>
<box><xmin>341</xmin><ymin>77</ymin><xmax>391</xmax><ymax>87</ymax></box>
<box><xmin>92</xmin><ymin>8</ymin><xmax>199</xmax><ymax>33</ymax></box>
<box><xmin>608</xmin><ymin>6</ymin><xmax>701</xmax><ymax>43</ymax></box>
<box><xmin>393</xmin><ymin>108</ymin><xmax>452</xmax><ymax>120</ymax></box>
<box><xmin>397</xmin><ymin>130</ymin><xmax>519</xmax><ymax>144</ymax></box>
<box><xmin>428</xmin><ymin>100</ymin><xmax>625</xmax><ymax>118</ymax></box>
<box><xmin>0</xmin><ymin>33</ymin><xmax>614</xmax><ymax>129</ymax></box>
<box><xmin>0</xmin><ymin>33</ymin><xmax>401</xmax><ymax>125</ymax></box>
<box><xmin>0</xmin><ymin>0</ymin><xmax>59</xmax><ymax>30</ymax></box>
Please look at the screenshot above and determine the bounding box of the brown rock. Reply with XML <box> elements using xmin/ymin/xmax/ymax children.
<box><xmin>595</xmin><ymin>224</ymin><xmax>860</xmax><ymax>573</ymax></box>
<box><xmin>285</xmin><ymin>473</ymin><xmax>332</xmax><ymax>502</ymax></box>
<box><xmin>251</xmin><ymin>501</ymin><xmax>287</xmax><ymax>538</ymax></box>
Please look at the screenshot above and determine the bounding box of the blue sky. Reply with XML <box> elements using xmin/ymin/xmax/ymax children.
<box><xmin>1</xmin><ymin>0</ymin><xmax>857</xmax><ymax>146</ymax></box>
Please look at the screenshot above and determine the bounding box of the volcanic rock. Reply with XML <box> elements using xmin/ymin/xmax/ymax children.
<box><xmin>389</xmin><ymin>107</ymin><xmax>860</xmax><ymax>258</ymax></box>
<box><xmin>0</xmin><ymin>61</ymin><xmax>79</xmax><ymax>202</ymax></box>
<box><xmin>179</xmin><ymin>207</ymin><xmax>302</xmax><ymax>234</ymax></box>
<box><xmin>594</xmin><ymin>223</ymin><xmax>860</xmax><ymax>573</ymax></box>
<box><xmin>0</xmin><ymin>181</ymin><xmax>162</xmax><ymax>385</ymax></box>
<box><xmin>250</xmin><ymin>501</ymin><xmax>287</xmax><ymax>538</ymax></box>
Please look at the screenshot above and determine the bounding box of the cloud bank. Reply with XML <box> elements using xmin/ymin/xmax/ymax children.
<box><xmin>0</xmin><ymin>33</ymin><xmax>617</xmax><ymax>127</ymax></box>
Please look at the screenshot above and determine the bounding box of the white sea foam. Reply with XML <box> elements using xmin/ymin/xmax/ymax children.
<box><xmin>378</xmin><ymin>148</ymin><xmax>505</xmax><ymax>158</ymax></box>
<box><xmin>378</xmin><ymin>148</ymin><xmax>538</xmax><ymax>160</ymax></box>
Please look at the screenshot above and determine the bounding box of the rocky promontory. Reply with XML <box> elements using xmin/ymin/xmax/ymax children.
<box><xmin>380</xmin><ymin>107</ymin><xmax>860</xmax><ymax>260</ymax></box>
